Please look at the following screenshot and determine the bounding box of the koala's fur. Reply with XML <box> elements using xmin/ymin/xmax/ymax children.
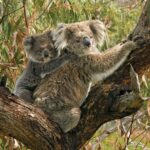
<box><xmin>14</xmin><ymin>30</ymin><xmax>74</xmax><ymax>103</ymax></box>
<box><xmin>33</xmin><ymin>20</ymin><xmax>142</xmax><ymax>133</ymax></box>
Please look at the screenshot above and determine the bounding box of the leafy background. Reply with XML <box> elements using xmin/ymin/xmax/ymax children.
<box><xmin>0</xmin><ymin>0</ymin><xmax>150</xmax><ymax>149</ymax></box>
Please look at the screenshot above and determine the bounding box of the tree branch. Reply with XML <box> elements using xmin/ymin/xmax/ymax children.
<box><xmin>22</xmin><ymin>0</ymin><xmax>28</xmax><ymax>33</ymax></box>
<box><xmin>67</xmin><ymin>1</ymin><xmax>150</xmax><ymax>148</ymax></box>
<box><xmin>0</xmin><ymin>86</ymin><xmax>70</xmax><ymax>150</ymax></box>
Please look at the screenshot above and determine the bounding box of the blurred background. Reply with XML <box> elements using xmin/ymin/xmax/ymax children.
<box><xmin>1</xmin><ymin>0</ymin><xmax>150</xmax><ymax>149</ymax></box>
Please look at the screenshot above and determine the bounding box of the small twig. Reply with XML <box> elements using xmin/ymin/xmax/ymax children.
<box><xmin>0</xmin><ymin>0</ymin><xmax>9</xmax><ymax>23</ymax></box>
<box><xmin>36</xmin><ymin>0</ymin><xmax>53</xmax><ymax>20</ymax></box>
<box><xmin>22</xmin><ymin>0</ymin><xmax>28</xmax><ymax>31</ymax></box>
<box><xmin>124</xmin><ymin>115</ymin><xmax>134</xmax><ymax>139</ymax></box>
<box><xmin>127</xmin><ymin>115</ymin><xmax>134</xmax><ymax>140</ymax></box>
<box><xmin>94</xmin><ymin>0</ymin><xmax>97</xmax><ymax>18</ymax></box>
<box><xmin>134</xmin><ymin>132</ymin><xmax>146</xmax><ymax>150</ymax></box>
<box><xmin>123</xmin><ymin>114</ymin><xmax>135</xmax><ymax>150</ymax></box>
<box><xmin>0</xmin><ymin>6</ymin><xmax>24</xmax><ymax>24</ymax></box>
<box><xmin>129</xmin><ymin>129</ymin><xmax>146</xmax><ymax>144</ymax></box>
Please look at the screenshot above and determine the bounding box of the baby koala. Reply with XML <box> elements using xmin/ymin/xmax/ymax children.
<box><xmin>14</xmin><ymin>30</ymin><xmax>74</xmax><ymax>103</ymax></box>
<box><xmin>24</xmin><ymin>30</ymin><xmax>58</xmax><ymax>63</ymax></box>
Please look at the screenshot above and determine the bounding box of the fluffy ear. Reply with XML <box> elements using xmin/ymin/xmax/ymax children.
<box><xmin>52</xmin><ymin>23</ymin><xmax>66</xmax><ymax>41</ymax></box>
<box><xmin>57</xmin><ymin>23</ymin><xmax>65</xmax><ymax>29</ymax></box>
<box><xmin>88</xmin><ymin>20</ymin><xmax>106</xmax><ymax>46</ymax></box>
<box><xmin>52</xmin><ymin>23</ymin><xmax>68</xmax><ymax>55</ymax></box>
<box><xmin>23</xmin><ymin>36</ymin><xmax>35</xmax><ymax>51</ymax></box>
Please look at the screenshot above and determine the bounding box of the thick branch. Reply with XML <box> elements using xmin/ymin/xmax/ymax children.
<box><xmin>68</xmin><ymin>0</ymin><xmax>150</xmax><ymax>149</ymax></box>
<box><xmin>0</xmin><ymin>86</ymin><xmax>69</xmax><ymax>150</ymax></box>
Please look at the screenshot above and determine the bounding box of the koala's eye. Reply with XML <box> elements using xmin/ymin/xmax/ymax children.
<box><xmin>37</xmin><ymin>51</ymin><xmax>42</xmax><ymax>55</ymax></box>
<box><xmin>43</xmin><ymin>50</ymin><xmax>49</xmax><ymax>58</ymax></box>
<box><xmin>76</xmin><ymin>39</ymin><xmax>80</xmax><ymax>43</ymax></box>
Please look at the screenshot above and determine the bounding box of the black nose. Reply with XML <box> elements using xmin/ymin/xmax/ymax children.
<box><xmin>44</xmin><ymin>50</ymin><xmax>49</xmax><ymax>57</ymax></box>
<box><xmin>83</xmin><ymin>37</ymin><xmax>91</xmax><ymax>47</ymax></box>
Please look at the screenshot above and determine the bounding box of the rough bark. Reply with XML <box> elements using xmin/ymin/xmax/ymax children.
<box><xmin>68</xmin><ymin>1</ymin><xmax>150</xmax><ymax>149</ymax></box>
<box><xmin>0</xmin><ymin>1</ymin><xmax>149</xmax><ymax>150</ymax></box>
<box><xmin>0</xmin><ymin>86</ymin><xmax>70</xmax><ymax>150</ymax></box>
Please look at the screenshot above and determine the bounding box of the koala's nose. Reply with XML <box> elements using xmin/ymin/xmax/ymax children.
<box><xmin>44</xmin><ymin>50</ymin><xmax>49</xmax><ymax>58</ymax></box>
<box><xmin>83</xmin><ymin>37</ymin><xmax>91</xmax><ymax>47</ymax></box>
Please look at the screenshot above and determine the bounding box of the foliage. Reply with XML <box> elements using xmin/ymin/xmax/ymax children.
<box><xmin>0</xmin><ymin>0</ymin><xmax>142</xmax><ymax>89</ymax></box>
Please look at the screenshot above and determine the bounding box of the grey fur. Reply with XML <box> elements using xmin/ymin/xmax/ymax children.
<box><xmin>14</xmin><ymin>55</ymin><xmax>74</xmax><ymax>103</ymax></box>
<box><xmin>14</xmin><ymin>30</ymin><xmax>75</xmax><ymax>103</ymax></box>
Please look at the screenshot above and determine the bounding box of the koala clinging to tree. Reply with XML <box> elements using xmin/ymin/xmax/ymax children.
<box><xmin>33</xmin><ymin>20</ymin><xmax>143</xmax><ymax>133</ymax></box>
<box><xmin>14</xmin><ymin>30</ymin><xmax>75</xmax><ymax>103</ymax></box>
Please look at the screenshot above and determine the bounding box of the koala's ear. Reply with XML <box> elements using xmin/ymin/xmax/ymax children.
<box><xmin>52</xmin><ymin>23</ymin><xmax>66</xmax><ymax>41</ymax></box>
<box><xmin>88</xmin><ymin>20</ymin><xmax>106</xmax><ymax>46</ymax></box>
<box><xmin>23</xmin><ymin>36</ymin><xmax>35</xmax><ymax>51</ymax></box>
<box><xmin>53</xmin><ymin>23</ymin><xmax>68</xmax><ymax>53</ymax></box>
<box><xmin>45</xmin><ymin>30</ymin><xmax>52</xmax><ymax>38</ymax></box>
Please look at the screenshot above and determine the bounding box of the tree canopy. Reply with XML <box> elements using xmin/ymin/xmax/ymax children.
<box><xmin>0</xmin><ymin>0</ymin><xmax>142</xmax><ymax>88</ymax></box>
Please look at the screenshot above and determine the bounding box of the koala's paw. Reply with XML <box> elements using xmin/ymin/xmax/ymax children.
<box><xmin>121</xmin><ymin>38</ymin><xmax>128</xmax><ymax>45</ymax></box>
<box><xmin>62</xmin><ymin>107</ymin><xmax>81</xmax><ymax>133</ymax></box>
<box><xmin>133</xmin><ymin>35</ymin><xmax>146</xmax><ymax>49</ymax></box>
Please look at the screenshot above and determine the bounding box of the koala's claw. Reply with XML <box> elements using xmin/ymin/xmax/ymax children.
<box><xmin>121</xmin><ymin>38</ymin><xmax>128</xmax><ymax>44</ymax></box>
<box><xmin>133</xmin><ymin>35</ymin><xmax>146</xmax><ymax>49</ymax></box>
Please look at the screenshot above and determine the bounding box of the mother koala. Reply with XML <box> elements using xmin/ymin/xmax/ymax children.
<box><xmin>33</xmin><ymin>20</ymin><xmax>141</xmax><ymax>133</ymax></box>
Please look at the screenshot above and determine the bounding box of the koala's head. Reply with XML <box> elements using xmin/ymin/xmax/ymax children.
<box><xmin>53</xmin><ymin>20</ymin><xmax>106</xmax><ymax>56</ymax></box>
<box><xmin>24</xmin><ymin>30</ymin><xmax>58</xmax><ymax>63</ymax></box>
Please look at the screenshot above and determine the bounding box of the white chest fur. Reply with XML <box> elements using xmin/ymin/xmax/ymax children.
<box><xmin>79</xmin><ymin>82</ymin><xmax>92</xmax><ymax>106</ymax></box>
<box><xmin>92</xmin><ymin>51</ymin><xmax>130</xmax><ymax>82</ymax></box>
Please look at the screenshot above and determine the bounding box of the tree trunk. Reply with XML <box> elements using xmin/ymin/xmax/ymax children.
<box><xmin>0</xmin><ymin>1</ymin><xmax>150</xmax><ymax>149</ymax></box>
<box><xmin>69</xmin><ymin>1</ymin><xmax>150</xmax><ymax>149</ymax></box>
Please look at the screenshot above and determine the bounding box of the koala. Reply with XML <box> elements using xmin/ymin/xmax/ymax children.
<box><xmin>33</xmin><ymin>20</ymin><xmax>143</xmax><ymax>132</ymax></box>
<box><xmin>14</xmin><ymin>30</ymin><xmax>74</xmax><ymax>103</ymax></box>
